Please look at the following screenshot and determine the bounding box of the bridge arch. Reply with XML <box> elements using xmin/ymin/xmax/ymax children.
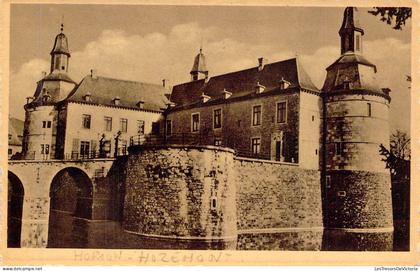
<box><xmin>47</xmin><ymin>167</ymin><xmax>93</xmax><ymax>247</ymax></box>
<box><xmin>8</xmin><ymin>171</ymin><xmax>24</xmax><ymax>247</ymax></box>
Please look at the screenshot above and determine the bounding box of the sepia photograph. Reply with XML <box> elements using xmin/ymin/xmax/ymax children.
<box><xmin>4</xmin><ymin>1</ymin><xmax>415</xmax><ymax>261</ymax></box>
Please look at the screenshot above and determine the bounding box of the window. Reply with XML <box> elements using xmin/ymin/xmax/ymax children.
<box><xmin>251</xmin><ymin>137</ymin><xmax>261</xmax><ymax>154</ymax></box>
<box><xmin>214</xmin><ymin>139</ymin><xmax>222</xmax><ymax>146</ymax></box>
<box><xmin>166</xmin><ymin>120</ymin><xmax>172</xmax><ymax>135</ymax></box>
<box><xmin>367</xmin><ymin>103</ymin><xmax>372</xmax><ymax>117</ymax></box>
<box><xmin>120</xmin><ymin>140</ymin><xmax>128</xmax><ymax>155</ymax></box>
<box><xmin>104</xmin><ymin>116</ymin><xmax>112</xmax><ymax>131</ymax></box>
<box><xmin>335</xmin><ymin>142</ymin><xmax>343</xmax><ymax>155</ymax></box>
<box><xmin>276</xmin><ymin>101</ymin><xmax>287</xmax><ymax>123</ymax></box>
<box><xmin>80</xmin><ymin>141</ymin><xmax>90</xmax><ymax>157</ymax></box>
<box><xmin>137</xmin><ymin>120</ymin><xmax>145</xmax><ymax>134</ymax></box>
<box><xmin>355</xmin><ymin>35</ymin><xmax>360</xmax><ymax>51</ymax></box>
<box><xmin>8</xmin><ymin>149</ymin><xmax>12</xmax><ymax>155</ymax></box>
<box><xmin>326</xmin><ymin>175</ymin><xmax>331</xmax><ymax>188</ymax></box>
<box><xmin>252</xmin><ymin>105</ymin><xmax>262</xmax><ymax>126</ymax></box>
<box><xmin>213</xmin><ymin>109</ymin><xmax>222</xmax><ymax>129</ymax></box>
<box><xmin>120</xmin><ymin>118</ymin><xmax>128</xmax><ymax>133</ymax></box>
<box><xmin>82</xmin><ymin>114</ymin><xmax>91</xmax><ymax>129</ymax></box>
<box><xmin>42</xmin><ymin>121</ymin><xmax>52</xmax><ymax>128</ymax></box>
<box><xmin>8</xmin><ymin>134</ymin><xmax>11</xmax><ymax>140</ymax></box>
<box><xmin>191</xmin><ymin>113</ymin><xmax>200</xmax><ymax>132</ymax></box>
<box><xmin>211</xmin><ymin>196</ymin><xmax>217</xmax><ymax>211</ymax></box>
<box><xmin>40</xmin><ymin>144</ymin><xmax>49</xmax><ymax>154</ymax></box>
<box><xmin>275</xmin><ymin>140</ymin><xmax>282</xmax><ymax>161</ymax></box>
<box><xmin>337</xmin><ymin>191</ymin><xmax>347</xmax><ymax>197</ymax></box>
<box><xmin>151</xmin><ymin>122</ymin><xmax>160</xmax><ymax>135</ymax></box>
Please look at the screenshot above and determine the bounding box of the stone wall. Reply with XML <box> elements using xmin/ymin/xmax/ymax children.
<box><xmin>323</xmin><ymin>170</ymin><xmax>393</xmax><ymax>229</ymax></box>
<box><xmin>123</xmin><ymin>145</ymin><xmax>237</xmax><ymax>240</ymax></box>
<box><xmin>166</xmin><ymin>91</ymin><xmax>300</xmax><ymax>163</ymax></box>
<box><xmin>234</xmin><ymin>157</ymin><xmax>323</xmax><ymax>231</ymax></box>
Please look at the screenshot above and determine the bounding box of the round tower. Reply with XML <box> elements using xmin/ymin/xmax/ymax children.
<box><xmin>21</xmin><ymin>24</ymin><xmax>76</xmax><ymax>160</ymax></box>
<box><xmin>321</xmin><ymin>7</ymin><xmax>393</xmax><ymax>231</ymax></box>
<box><xmin>190</xmin><ymin>48</ymin><xmax>209</xmax><ymax>81</ymax></box>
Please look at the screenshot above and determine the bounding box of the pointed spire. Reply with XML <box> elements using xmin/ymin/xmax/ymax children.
<box><xmin>339</xmin><ymin>7</ymin><xmax>364</xmax><ymax>55</ymax></box>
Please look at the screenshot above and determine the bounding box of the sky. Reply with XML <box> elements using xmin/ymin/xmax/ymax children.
<box><xmin>9</xmin><ymin>4</ymin><xmax>411</xmax><ymax>134</ymax></box>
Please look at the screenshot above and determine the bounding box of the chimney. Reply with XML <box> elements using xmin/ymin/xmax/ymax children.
<box><xmin>162</xmin><ymin>79</ymin><xmax>167</xmax><ymax>88</ymax></box>
<box><xmin>258</xmin><ymin>57</ymin><xmax>267</xmax><ymax>71</ymax></box>
<box><xmin>41</xmin><ymin>71</ymin><xmax>47</xmax><ymax>79</ymax></box>
<box><xmin>90</xmin><ymin>69</ymin><xmax>98</xmax><ymax>79</ymax></box>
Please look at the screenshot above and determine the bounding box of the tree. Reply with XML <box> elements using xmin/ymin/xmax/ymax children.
<box><xmin>390</xmin><ymin>130</ymin><xmax>411</xmax><ymax>160</ymax></box>
<box><xmin>379</xmin><ymin>130</ymin><xmax>410</xmax><ymax>179</ymax></box>
<box><xmin>368</xmin><ymin>7</ymin><xmax>412</xmax><ymax>30</ymax></box>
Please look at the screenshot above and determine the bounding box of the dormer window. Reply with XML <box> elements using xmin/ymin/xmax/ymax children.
<box><xmin>113</xmin><ymin>96</ymin><xmax>121</xmax><ymax>106</ymax></box>
<box><xmin>42</xmin><ymin>94</ymin><xmax>51</xmax><ymax>102</ymax></box>
<box><xmin>255</xmin><ymin>82</ymin><xmax>265</xmax><ymax>94</ymax></box>
<box><xmin>26</xmin><ymin>96</ymin><xmax>34</xmax><ymax>104</ymax></box>
<box><xmin>279</xmin><ymin>78</ymin><xmax>291</xmax><ymax>90</ymax></box>
<box><xmin>137</xmin><ymin>100</ymin><xmax>144</xmax><ymax>109</ymax></box>
<box><xmin>201</xmin><ymin>93</ymin><xmax>211</xmax><ymax>103</ymax></box>
<box><xmin>84</xmin><ymin>92</ymin><xmax>92</xmax><ymax>102</ymax></box>
<box><xmin>222</xmin><ymin>88</ymin><xmax>232</xmax><ymax>99</ymax></box>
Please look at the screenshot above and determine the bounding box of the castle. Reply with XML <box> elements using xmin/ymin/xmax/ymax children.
<box><xmin>11</xmin><ymin>7</ymin><xmax>393</xmax><ymax>249</ymax></box>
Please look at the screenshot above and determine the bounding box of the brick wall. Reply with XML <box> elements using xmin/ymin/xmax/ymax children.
<box><xmin>123</xmin><ymin>145</ymin><xmax>237</xmax><ymax>240</ymax></box>
<box><xmin>234</xmin><ymin>157</ymin><xmax>323</xmax><ymax>231</ymax></box>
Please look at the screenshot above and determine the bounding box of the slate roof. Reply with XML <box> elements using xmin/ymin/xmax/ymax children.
<box><xmin>191</xmin><ymin>49</ymin><xmax>208</xmax><ymax>73</ymax></box>
<box><xmin>9</xmin><ymin>117</ymin><xmax>24</xmax><ymax>146</ymax></box>
<box><xmin>326</xmin><ymin>52</ymin><xmax>376</xmax><ymax>71</ymax></box>
<box><xmin>51</xmin><ymin>32</ymin><xmax>70</xmax><ymax>56</ymax></box>
<box><xmin>43</xmin><ymin>69</ymin><xmax>77</xmax><ymax>84</ymax></box>
<box><xmin>66</xmin><ymin>75</ymin><xmax>170</xmax><ymax>112</ymax></box>
<box><xmin>339</xmin><ymin>7</ymin><xmax>364</xmax><ymax>35</ymax></box>
<box><xmin>171</xmin><ymin>57</ymin><xmax>319</xmax><ymax>107</ymax></box>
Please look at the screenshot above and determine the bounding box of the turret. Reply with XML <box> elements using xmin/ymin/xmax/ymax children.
<box><xmin>21</xmin><ymin>24</ymin><xmax>76</xmax><ymax>160</ymax></box>
<box><xmin>190</xmin><ymin>48</ymin><xmax>208</xmax><ymax>81</ymax></box>
<box><xmin>339</xmin><ymin>7</ymin><xmax>364</xmax><ymax>55</ymax></box>
<box><xmin>321</xmin><ymin>7</ymin><xmax>393</xmax><ymax>241</ymax></box>
<box><xmin>50</xmin><ymin>24</ymin><xmax>71</xmax><ymax>73</ymax></box>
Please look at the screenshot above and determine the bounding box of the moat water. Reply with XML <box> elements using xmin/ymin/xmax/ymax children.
<box><xmin>46</xmin><ymin>211</ymin><xmax>409</xmax><ymax>251</ymax></box>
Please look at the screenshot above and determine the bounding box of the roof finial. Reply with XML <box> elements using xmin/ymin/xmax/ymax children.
<box><xmin>200</xmin><ymin>35</ymin><xmax>203</xmax><ymax>53</ymax></box>
<box><xmin>60</xmin><ymin>15</ymin><xmax>64</xmax><ymax>33</ymax></box>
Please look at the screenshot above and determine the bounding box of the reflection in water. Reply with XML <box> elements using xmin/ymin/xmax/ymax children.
<box><xmin>47</xmin><ymin>211</ymin><xmax>404</xmax><ymax>251</ymax></box>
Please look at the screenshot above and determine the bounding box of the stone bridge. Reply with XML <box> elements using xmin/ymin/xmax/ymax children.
<box><xmin>7</xmin><ymin>158</ymin><xmax>125</xmax><ymax>248</ymax></box>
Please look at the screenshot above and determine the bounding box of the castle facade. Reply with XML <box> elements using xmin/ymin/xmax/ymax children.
<box><xmin>18</xmin><ymin>7</ymin><xmax>393</xmax><ymax>244</ymax></box>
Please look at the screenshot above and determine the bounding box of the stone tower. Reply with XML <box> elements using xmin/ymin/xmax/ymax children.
<box><xmin>190</xmin><ymin>48</ymin><xmax>208</xmax><ymax>81</ymax></box>
<box><xmin>321</xmin><ymin>7</ymin><xmax>393</xmax><ymax>231</ymax></box>
<box><xmin>21</xmin><ymin>24</ymin><xmax>77</xmax><ymax>160</ymax></box>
